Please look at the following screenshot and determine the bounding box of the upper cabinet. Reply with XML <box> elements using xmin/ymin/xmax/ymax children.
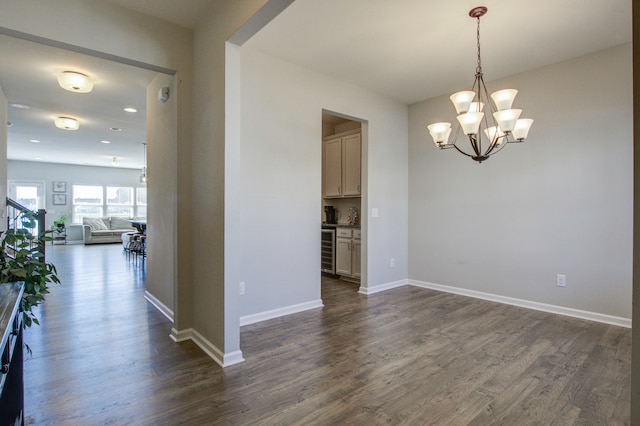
<box><xmin>323</xmin><ymin>131</ymin><xmax>361</xmax><ymax>198</ymax></box>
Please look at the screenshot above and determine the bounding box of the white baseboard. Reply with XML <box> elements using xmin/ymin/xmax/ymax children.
<box><xmin>359</xmin><ymin>279</ymin><xmax>408</xmax><ymax>295</ymax></box>
<box><xmin>169</xmin><ymin>327</ymin><xmax>245</xmax><ymax>367</ymax></box>
<box><xmin>240</xmin><ymin>299</ymin><xmax>324</xmax><ymax>327</ymax></box>
<box><xmin>409</xmin><ymin>279</ymin><xmax>631</xmax><ymax>328</ymax></box>
<box><xmin>144</xmin><ymin>291</ymin><xmax>174</xmax><ymax>322</ymax></box>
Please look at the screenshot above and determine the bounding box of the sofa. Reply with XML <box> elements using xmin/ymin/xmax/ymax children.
<box><xmin>82</xmin><ymin>217</ymin><xmax>140</xmax><ymax>245</ymax></box>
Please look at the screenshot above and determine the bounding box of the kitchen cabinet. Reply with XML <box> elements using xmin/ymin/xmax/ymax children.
<box><xmin>323</xmin><ymin>131</ymin><xmax>361</xmax><ymax>198</ymax></box>
<box><xmin>335</xmin><ymin>227</ymin><xmax>361</xmax><ymax>279</ymax></box>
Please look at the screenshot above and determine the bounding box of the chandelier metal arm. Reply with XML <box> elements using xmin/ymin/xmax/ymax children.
<box><xmin>451</xmin><ymin>143</ymin><xmax>475</xmax><ymax>158</ymax></box>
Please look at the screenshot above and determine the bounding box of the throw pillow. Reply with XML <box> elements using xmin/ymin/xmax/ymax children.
<box><xmin>83</xmin><ymin>217</ymin><xmax>108</xmax><ymax>231</ymax></box>
<box><xmin>110</xmin><ymin>217</ymin><xmax>134</xmax><ymax>230</ymax></box>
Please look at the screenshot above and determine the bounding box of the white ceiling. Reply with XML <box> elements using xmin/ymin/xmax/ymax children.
<box><xmin>245</xmin><ymin>0</ymin><xmax>632</xmax><ymax>104</ymax></box>
<box><xmin>2</xmin><ymin>0</ymin><xmax>632</xmax><ymax>168</ymax></box>
<box><xmin>1</xmin><ymin>34</ymin><xmax>154</xmax><ymax>169</ymax></box>
<box><xmin>100</xmin><ymin>0</ymin><xmax>213</xmax><ymax>29</ymax></box>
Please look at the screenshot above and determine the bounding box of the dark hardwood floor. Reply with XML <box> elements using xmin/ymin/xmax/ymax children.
<box><xmin>24</xmin><ymin>244</ymin><xmax>630</xmax><ymax>425</ymax></box>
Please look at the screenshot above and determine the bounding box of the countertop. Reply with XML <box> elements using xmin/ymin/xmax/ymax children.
<box><xmin>0</xmin><ymin>282</ymin><xmax>23</xmax><ymax>351</ymax></box>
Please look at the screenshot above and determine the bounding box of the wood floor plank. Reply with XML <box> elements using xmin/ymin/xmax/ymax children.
<box><xmin>22</xmin><ymin>245</ymin><xmax>631</xmax><ymax>425</ymax></box>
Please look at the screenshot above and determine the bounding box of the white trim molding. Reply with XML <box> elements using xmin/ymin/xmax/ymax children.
<box><xmin>240</xmin><ymin>299</ymin><xmax>323</xmax><ymax>327</ymax></box>
<box><xmin>169</xmin><ymin>328</ymin><xmax>245</xmax><ymax>367</ymax></box>
<box><xmin>409</xmin><ymin>279</ymin><xmax>631</xmax><ymax>328</ymax></box>
<box><xmin>359</xmin><ymin>279</ymin><xmax>408</xmax><ymax>295</ymax></box>
<box><xmin>144</xmin><ymin>291</ymin><xmax>174</xmax><ymax>322</ymax></box>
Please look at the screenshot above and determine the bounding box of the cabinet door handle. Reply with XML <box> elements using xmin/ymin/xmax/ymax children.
<box><xmin>338</xmin><ymin>185</ymin><xmax>341</xmax><ymax>195</ymax></box>
<box><xmin>357</xmin><ymin>184</ymin><xmax>360</xmax><ymax>193</ymax></box>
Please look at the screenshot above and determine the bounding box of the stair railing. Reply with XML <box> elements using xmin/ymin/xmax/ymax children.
<box><xmin>6</xmin><ymin>197</ymin><xmax>47</xmax><ymax>261</ymax></box>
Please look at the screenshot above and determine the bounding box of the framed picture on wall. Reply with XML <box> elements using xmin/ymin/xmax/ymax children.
<box><xmin>52</xmin><ymin>181</ymin><xmax>66</xmax><ymax>192</ymax></box>
<box><xmin>52</xmin><ymin>194</ymin><xmax>66</xmax><ymax>205</ymax></box>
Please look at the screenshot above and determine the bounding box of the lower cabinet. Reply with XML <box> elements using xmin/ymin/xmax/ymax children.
<box><xmin>335</xmin><ymin>228</ymin><xmax>361</xmax><ymax>279</ymax></box>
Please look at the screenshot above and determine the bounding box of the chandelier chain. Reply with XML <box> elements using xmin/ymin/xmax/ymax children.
<box><xmin>476</xmin><ymin>17</ymin><xmax>482</xmax><ymax>75</ymax></box>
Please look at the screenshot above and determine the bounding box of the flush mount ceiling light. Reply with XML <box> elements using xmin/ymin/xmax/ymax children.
<box><xmin>124</xmin><ymin>107</ymin><xmax>137</xmax><ymax>113</ymax></box>
<box><xmin>100</xmin><ymin>140</ymin><xmax>111</xmax><ymax>144</ymax></box>
<box><xmin>427</xmin><ymin>6</ymin><xmax>533</xmax><ymax>163</ymax></box>
<box><xmin>57</xmin><ymin>71</ymin><xmax>93</xmax><ymax>93</ymax></box>
<box><xmin>54</xmin><ymin>116</ymin><xmax>80</xmax><ymax>130</ymax></box>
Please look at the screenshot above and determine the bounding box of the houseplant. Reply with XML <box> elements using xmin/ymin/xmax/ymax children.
<box><xmin>0</xmin><ymin>212</ymin><xmax>60</xmax><ymax>336</ymax></box>
<box><xmin>53</xmin><ymin>213</ymin><xmax>68</xmax><ymax>230</ymax></box>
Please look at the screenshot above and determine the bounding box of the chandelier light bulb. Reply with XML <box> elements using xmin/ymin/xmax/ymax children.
<box><xmin>57</xmin><ymin>71</ymin><xmax>93</xmax><ymax>93</ymax></box>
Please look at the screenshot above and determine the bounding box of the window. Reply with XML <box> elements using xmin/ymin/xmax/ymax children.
<box><xmin>72</xmin><ymin>185</ymin><xmax>103</xmax><ymax>223</ymax></box>
<box><xmin>106</xmin><ymin>186</ymin><xmax>133</xmax><ymax>218</ymax></box>
<box><xmin>136</xmin><ymin>187</ymin><xmax>147</xmax><ymax>218</ymax></box>
<box><xmin>72</xmin><ymin>185</ymin><xmax>147</xmax><ymax>223</ymax></box>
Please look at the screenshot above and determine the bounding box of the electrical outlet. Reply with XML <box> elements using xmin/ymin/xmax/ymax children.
<box><xmin>239</xmin><ymin>282</ymin><xmax>245</xmax><ymax>295</ymax></box>
<box><xmin>390</xmin><ymin>258</ymin><xmax>396</xmax><ymax>268</ymax></box>
<box><xmin>556</xmin><ymin>274</ymin><xmax>566</xmax><ymax>288</ymax></box>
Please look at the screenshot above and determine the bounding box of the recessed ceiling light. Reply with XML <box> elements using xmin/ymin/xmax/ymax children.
<box><xmin>57</xmin><ymin>71</ymin><xmax>93</xmax><ymax>93</ymax></box>
<box><xmin>109</xmin><ymin>127</ymin><xmax>121</xmax><ymax>132</ymax></box>
<box><xmin>30</xmin><ymin>139</ymin><xmax>40</xmax><ymax>143</ymax></box>
<box><xmin>124</xmin><ymin>107</ymin><xmax>137</xmax><ymax>113</ymax></box>
<box><xmin>54</xmin><ymin>117</ymin><xmax>80</xmax><ymax>130</ymax></box>
<box><xmin>9</xmin><ymin>103</ymin><xmax>29</xmax><ymax>109</ymax></box>
<box><xmin>100</xmin><ymin>140</ymin><xmax>111</xmax><ymax>144</ymax></box>
<box><xmin>6</xmin><ymin>121</ymin><xmax>12</xmax><ymax>128</ymax></box>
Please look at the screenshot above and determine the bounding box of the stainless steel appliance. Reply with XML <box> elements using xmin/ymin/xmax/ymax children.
<box><xmin>324</xmin><ymin>206</ymin><xmax>337</xmax><ymax>224</ymax></box>
<box><xmin>321</xmin><ymin>228</ymin><xmax>335</xmax><ymax>274</ymax></box>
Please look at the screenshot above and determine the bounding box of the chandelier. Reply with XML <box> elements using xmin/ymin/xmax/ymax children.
<box><xmin>427</xmin><ymin>6</ymin><xmax>533</xmax><ymax>163</ymax></box>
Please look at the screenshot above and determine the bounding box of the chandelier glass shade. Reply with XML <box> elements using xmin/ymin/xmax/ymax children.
<box><xmin>427</xmin><ymin>6</ymin><xmax>533</xmax><ymax>163</ymax></box>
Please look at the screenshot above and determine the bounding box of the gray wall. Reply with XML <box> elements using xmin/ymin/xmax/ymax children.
<box><xmin>191</xmin><ymin>0</ymin><xmax>270</xmax><ymax>357</ymax></box>
<box><xmin>408</xmin><ymin>44</ymin><xmax>633</xmax><ymax>319</ymax></box>
<box><xmin>146</xmin><ymin>73</ymin><xmax>179</xmax><ymax>315</ymax></box>
<box><xmin>236</xmin><ymin>46</ymin><xmax>409</xmax><ymax>317</ymax></box>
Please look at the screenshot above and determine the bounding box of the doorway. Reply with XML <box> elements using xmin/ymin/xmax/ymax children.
<box><xmin>321</xmin><ymin>110</ymin><xmax>366</xmax><ymax>292</ymax></box>
<box><xmin>8</xmin><ymin>180</ymin><xmax>44</xmax><ymax>211</ymax></box>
